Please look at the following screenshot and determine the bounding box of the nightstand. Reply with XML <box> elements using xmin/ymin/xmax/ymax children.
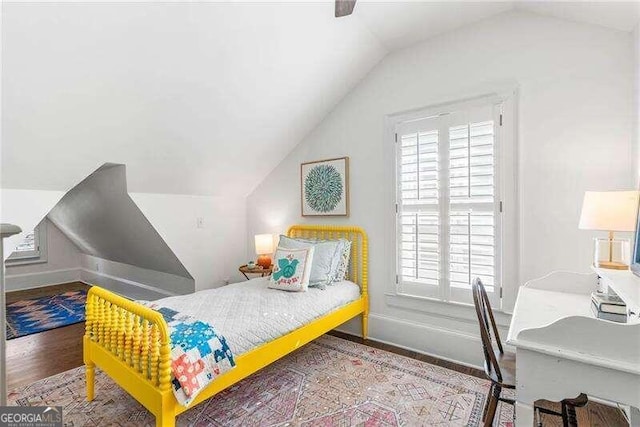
<box><xmin>239</xmin><ymin>264</ymin><xmax>273</xmax><ymax>280</ymax></box>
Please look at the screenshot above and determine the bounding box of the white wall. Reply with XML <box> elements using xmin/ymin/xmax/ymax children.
<box><xmin>0</xmin><ymin>189</ymin><xmax>65</xmax><ymax>258</ymax></box>
<box><xmin>131</xmin><ymin>192</ymin><xmax>247</xmax><ymax>290</ymax></box>
<box><xmin>5</xmin><ymin>218</ymin><xmax>82</xmax><ymax>291</ymax></box>
<box><xmin>247</xmin><ymin>11</ymin><xmax>636</xmax><ymax>366</ymax></box>
<box><xmin>1</xmin><ymin>189</ymin><xmax>247</xmax><ymax>294</ymax></box>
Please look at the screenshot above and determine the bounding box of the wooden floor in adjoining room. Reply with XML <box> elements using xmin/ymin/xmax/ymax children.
<box><xmin>5</xmin><ymin>282</ymin><xmax>630</xmax><ymax>426</ymax></box>
<box><xmin>6</xmin><ymin>282</ymin><xmax>90</xmax><ymax>390</ymax></box>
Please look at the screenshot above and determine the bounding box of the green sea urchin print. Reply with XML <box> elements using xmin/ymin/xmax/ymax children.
<box><xmin>304</xmin><ymin>164</ymin><xmax>343</xmax><ymax>213</ymax></box>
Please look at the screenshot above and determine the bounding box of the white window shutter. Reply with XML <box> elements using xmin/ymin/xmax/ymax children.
<box><xmin>396</xmin><ymin>98</ymin><xmax>502</xmax><ymax>305</ymax></box>
<box><xmin>397</xmin><ymin>124</ymin><xmax>441</xmax><ymax>298</ymax></box>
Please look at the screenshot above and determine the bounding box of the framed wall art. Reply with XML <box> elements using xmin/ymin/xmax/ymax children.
<box><xmin>300</xmin><ymin>157</ymin><xmax>349</xmax><ymax>217</ymax></box>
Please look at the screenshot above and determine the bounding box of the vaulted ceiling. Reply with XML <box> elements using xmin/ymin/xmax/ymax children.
<box><xmin>357</xmin><ymin>1</ymin><xmax>639</xmax><ymax>50</ymax></box>
<box><xmin>2</xmin><ymin>2</ymin><xmax>385</xmax><ymax>196</ymax></box>
<box><xmin>3</xmin><ymin>1</ymin><xmax>638</xmax><ymax>197</ymax></box>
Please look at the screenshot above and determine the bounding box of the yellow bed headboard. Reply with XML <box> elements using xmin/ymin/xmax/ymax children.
<box><xmin>286</xmin><ymin>225</ymin><xmax>368</xmax><ymax>296</ymax></box>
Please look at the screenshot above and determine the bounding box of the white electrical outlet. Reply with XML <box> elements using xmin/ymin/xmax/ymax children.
<box><xmin>196</xmin><ymin>217</ymin><xmax>205</xmax><ymax>229</ymax></box>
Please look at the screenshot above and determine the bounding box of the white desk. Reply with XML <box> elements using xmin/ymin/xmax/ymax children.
<box><xmin>507</xmin><ymin>271</ymin><xmax>640</xmax><ymax>427</ymax></box>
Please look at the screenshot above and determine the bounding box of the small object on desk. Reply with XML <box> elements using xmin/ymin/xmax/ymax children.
<box><xmin>247</xmin><ymin>261</ymin><xmax>256</xmax><ymax>270</ymax></box>
<box><xmin>591</xmin><ymin>292</ymin><xmax>627</xmax><ymax>315</ymax></box>
<box><xmin>591</xmin><ymin>301</ymin><xmax>627</xmax><ymax>323</ymax></box>
<box><xmin>239</xmin><ymin>264</ymin><xmax>273</xmax><ymax>280</ymax></box>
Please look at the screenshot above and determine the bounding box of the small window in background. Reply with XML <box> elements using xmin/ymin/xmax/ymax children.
<box><xmin>14</xmin><ymin>230</ymin><xmax>36</xmax><ymax>253</ymax></box>
<box><xmin>6</xmin><ymin>221</ymin><xmax>47</xmax><ymax>265</ymax></box>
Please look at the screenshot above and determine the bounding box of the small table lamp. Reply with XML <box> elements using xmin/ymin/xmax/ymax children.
<box><xmin>579</xmin><ymin>191</ymin><xmax>639</xmax><ymax>270</ymax></box>
<box><xmin>254</xmin><ymin>234</ymin><xmax>275</xmax><ymax>269</ymax></box>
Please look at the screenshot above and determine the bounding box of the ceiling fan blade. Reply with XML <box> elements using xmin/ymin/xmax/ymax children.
<box><xmin>335</xmin><ymin>0</ymin><xmax>357</xmax><ymax>17</ymax></box>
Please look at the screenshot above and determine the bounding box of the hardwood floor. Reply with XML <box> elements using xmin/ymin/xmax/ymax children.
<box><xmin>6</xmin><ymin>282</ymin><xmax>89</xmax><ymax>390</ymax></box>
<box><xmin>4</xmin><ymin>284</ymin><xmax>630</xmax><ymax>425</ymax></box>
<box><xmin>7</xmin><ymin>322</ymin><xmax>85</xmax><ymax>390</ymax></box>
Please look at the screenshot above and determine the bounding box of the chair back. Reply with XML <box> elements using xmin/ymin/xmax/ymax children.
<box><xmin>472</xmin><ymin>277</ymin><xmax>505</xmax><ymax>383</ymax></box>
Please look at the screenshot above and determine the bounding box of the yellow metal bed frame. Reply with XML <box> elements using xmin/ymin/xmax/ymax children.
<box><xmin>83</xmin><ymin>225</ymin><xmax>368</xmax><ymax>427</ymax></box>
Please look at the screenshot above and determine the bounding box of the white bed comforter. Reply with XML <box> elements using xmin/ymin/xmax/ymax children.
<box><xmin>152</xmin><ymin>277</ymin><xmax>361</xmax><ymax>355</ymax></box>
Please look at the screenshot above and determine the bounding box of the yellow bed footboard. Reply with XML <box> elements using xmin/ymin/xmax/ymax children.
<box><xmin>84</xmin><ymin>225</ymin><xmax>368</xmax><ymax>427</ymax></box>
<box><xmin>83</xmin><ymin>286</ymin><xmax>175</xmax><ymax>423</ymax></box>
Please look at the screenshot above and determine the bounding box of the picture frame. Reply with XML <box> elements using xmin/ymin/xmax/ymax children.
<box><xmin>300</xmin><ymin>157</ymin><xmax>349</xmax><ymax>217</ymax></box>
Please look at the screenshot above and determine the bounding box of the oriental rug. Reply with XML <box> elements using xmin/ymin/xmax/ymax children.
<box><xmin>8</xmin><ymin>334</ymin><xmax>514</xmax><ymax>426</ymax></box>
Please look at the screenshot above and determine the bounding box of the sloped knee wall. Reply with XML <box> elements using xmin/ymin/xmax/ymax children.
<box><xmin>47</xmin><ymin>163</ymin><xmax>194</xmax><ymax>294</ymax></box>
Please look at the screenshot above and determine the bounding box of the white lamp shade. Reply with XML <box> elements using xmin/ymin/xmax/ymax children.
<box><xmin>579</xmin><ymin>191</ymin><xmax>639</xmax><ymax>232</ymax></box>
<box><xmin>254</xmin><ymin>234</ymin><xmax>274</xmax><ymax>255</ymax></box>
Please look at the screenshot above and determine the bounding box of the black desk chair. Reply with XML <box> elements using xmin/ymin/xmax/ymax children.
<box><xmin>472</xmin><ymin>278</ymin><xmax>588</xmax><ymax>426</ymax></box>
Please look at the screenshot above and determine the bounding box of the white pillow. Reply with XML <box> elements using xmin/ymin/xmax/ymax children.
<box><xmin>268</xmin><ymin>246</ymin><xmax>314</xmax><ymax>292</ymax></box>
<box><xmin>278</xmin><ymin>235</ymin><xmax>343</xmax><ymax>288</ymax></box>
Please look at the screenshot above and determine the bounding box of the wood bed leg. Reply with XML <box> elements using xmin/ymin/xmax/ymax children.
<box><xmin>86</xmin><ymin>362</ymin><xmax>95</xmax><ymax>401</ymax></box>
<box><xmin>362</xmin><ymin>312</ymin><xmax>368</xmax><ymax>340</ymax></box>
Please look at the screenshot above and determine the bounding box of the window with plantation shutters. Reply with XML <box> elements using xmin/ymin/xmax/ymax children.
<box><xmin>395</xmin><ymin>97</ymin><xmax>504</xmax><ymax>305</ymax></box>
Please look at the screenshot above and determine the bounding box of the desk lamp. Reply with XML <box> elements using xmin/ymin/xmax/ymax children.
<box><xmin>579</xmin><ymin>191</ymin><xmax>639</xmax><ymax>269</ymax></box>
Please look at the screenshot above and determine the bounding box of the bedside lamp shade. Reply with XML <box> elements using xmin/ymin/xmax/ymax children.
<box><xmin>254</xmin><ymin>234</ymin><xmax>274</xmax><ymax>269</ymax></box>
<box><xmin>579</xmin><ymin>191</ymin><xmax>639</xmax><ymax>270</ymax></box>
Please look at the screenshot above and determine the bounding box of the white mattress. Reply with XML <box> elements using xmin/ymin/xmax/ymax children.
<box><xmin>152</xmin><ymin>277</ymin><xmax>361</xmax><ymax>355</ymax></box>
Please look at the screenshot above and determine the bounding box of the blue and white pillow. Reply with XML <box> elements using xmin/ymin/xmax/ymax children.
<box><xmin>268</xmin><ymin>246</ymin><xmax>314</xmax><ymax>292</ymax></box>
<box><xmin>278</xmin><ymin>235</ymin><xmax>344</xmax><ymax>288</ymax></box>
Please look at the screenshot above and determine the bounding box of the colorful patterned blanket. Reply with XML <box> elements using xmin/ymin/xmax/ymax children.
<box><xmin>142</xmin><ymin>303</ymin><xmax>236</xmax><ymax>406</ymax></box>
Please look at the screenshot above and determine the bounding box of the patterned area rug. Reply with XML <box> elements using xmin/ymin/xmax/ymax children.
<box><xmin>6</xmin><ymin>290</ymin><xmax>87</xmax><ymax>340</ymax></box>
<box><xmin>8</xmin><ymin>335</ymin><xmax>514</xmax><ymax>426</ymax></box>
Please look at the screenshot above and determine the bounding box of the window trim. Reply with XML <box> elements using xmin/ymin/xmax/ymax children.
<box><xmin>6</xmin><ymin>220</ymin><xmax>48</xmax><ymax>266</ymax></box>
<box><xmin>387</xmin><ymin>89</ymin><xmax>518</xmax><ymax>311</ymax></box>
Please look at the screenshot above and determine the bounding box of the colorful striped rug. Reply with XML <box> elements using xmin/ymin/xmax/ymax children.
<box><xmin>8</xmin><ymin>334</ymin><xmax>514</xmax><ymax>426</ymax></box>
<box><xmin>6</xmin><ymin>290</ymin><xmax>87</xmax><ymax>340</ymax></box>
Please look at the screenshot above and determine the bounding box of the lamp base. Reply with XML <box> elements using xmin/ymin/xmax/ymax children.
<box><xmin>257</xmin><ymin>255</ymin><xmax>272</xmax><ymax>269</ymax></box>
<box><xmin>595</xmin><ymin>260</ymin><xmax>628</xmax><ymax>270</ymax></box>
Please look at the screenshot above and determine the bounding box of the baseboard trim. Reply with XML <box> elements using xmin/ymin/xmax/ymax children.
<box><xmin>333</xmin><ymin>326</ymin><xmax>484</xmax><ymax>372</ymax></box>
<box><xmin>334</xmin><ymin>312</ymin><xmax>484</xmax><ymax>369</ymax></box>
<box><xmin>4</xmin><ymin>267</ymin><xmax>177</xmax><ymax>300</ymax></box>
<box><xmin>5</xmin><ymin>268</ymin><xmax>82</xmax><ymax>291</ymax></box>
<box><xmin>81</xmin><ymin>268</ymin><xmax>178</xmax><ymax>300</ymax></box>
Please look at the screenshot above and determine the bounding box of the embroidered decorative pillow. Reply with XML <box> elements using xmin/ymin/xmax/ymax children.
<box><xmin>336</xmin><ymin>239</ymin><xmax>352</xmax><ymax>281</ymax></box>
<box><xmin>268</xmin><ymin>246</ymin><xmax>314</xmax><ymax>292</ymax></box>
<box><xmin>278</xmin><ymin>235</ymin><xmax>343</xmax><ymax>288</ymax></box>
